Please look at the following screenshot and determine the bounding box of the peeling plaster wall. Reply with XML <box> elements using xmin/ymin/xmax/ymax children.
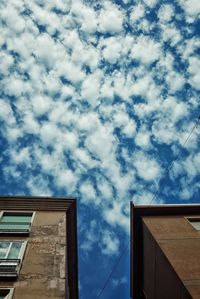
<box><xmin>0</xmin><ymin>211</ymin><xmax>68</xmax><ymax>299</ymax></box>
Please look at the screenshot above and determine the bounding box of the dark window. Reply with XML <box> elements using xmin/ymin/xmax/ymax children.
<box><xmin>187</xmin><ymin>217</ymin><xmax>200</xmax><ymax>230</ymax></box>
<box><xmin>0</xmin><ymin>288</ymin><xmax>13</xmax><ymax>298</ymax></box>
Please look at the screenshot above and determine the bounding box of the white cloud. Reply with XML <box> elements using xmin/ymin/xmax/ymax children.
<box><xmin>131</xmin><ymin>36</ymin><xmax>161</xmax><ymax>64</ymax></box>
<box><xmin>10</xmin><ymin>147</ymin><xmax>31</xmax><ymax>166</ymax></box>
<box><xmin>80</xmin><ymin>181</ymin><xmax>97</xmax><ymax>204</ymax></box>
<box><xmin>43</xmin><ymin>72</ymin><xmax>61</xmax><ymax>97</ymax></box>
<box><xmin>27</xmin><ymin>175</ymin><xmax>52</xmax><ymax>196</ymax></box>
<box><xmin>112</xmin><ymin>72</ymin><xmax>134</xmax><ymax>101</ymax></box>
<box><xmin>101</xmin><ymin>231</ymin><xmax>119</xmax><ymax>255</ymax></box>
<box><xmin>143</xmin><ymin>0</ymin><xmax>157</xmax><ymax>8</ymax></box>
<box><xmin>113</xmin><ymin>173</ymin><xmax>133</xmax><ymax>198</ymax></box>
<box><xmin>0</xmin><ymin>100</ymin><xmax>16</xmax><ymax>126</ymax></box>
<box><xmin>81</xmin><ymin>71</ymin><xmax>102</xmax><ymax>107</ymax></box>
<box><xmin>179</xmin><ymin>38</ymin><xmax>200</xmax><ymax>61</ymax></box>
<box><xmin>172</xmin><ymin>152</ymin><xmax>200</xmax><ymax>180</ymax></box>
<box><xmin>122</xmin><ymin>121</ymin><xmax>137</xmax><ymax>138</ymax></box>
<box><xmin>98</xmin><ymin>3</ymin><xmax>124</xmax><ymax>34</ymax></box>
<box><xmin>63</xmin><ymin>131</ymin><xmax>79</xmax><ymax>151</ymax></box>
<box><xmin>162</xmin><ymin>97</ymin><xmax>188</xmax><ymax>122</ymax></box>
<box><xmin>48</xmin><ymin>102</ymin><xmax>77</xmax><ymax>126</ymax></box>
<box><xmin>3</xmin><ymin>76</ymin><xmax>25</xmax><ymax>98</ymax></box>
<box><xmin>31</xmin><ymin>95</ymin><xmax>52</xmax><ymax>116</ymax></box>
<box><xmin>34</xmin><ymin>33</ymin><xmax>58</xmax><ymax>69</ymax></box>
<box><xmin>56</xmin><ymin>60</ymin><xmax>85</xmax><ymax>84</ymax></box>
<box><xmin>71</xmin><ymin>1</ymin><xmax>97</xmax><ymax>34</ymax></box>
<box><xmin>76</xmin><ymin>112</ymin><xmax>100</xmax><ymax>132</ymax></box>
<box><xmin>130</xmin><ymin>4</ymin><xmax>145</xmax><ymax>23</ymax></box>
<box><xmin>70</xmin><ymin>40</ymin><xmax>99</xmax><ymax>71</ymax></box>
<box><xmin>80</xmin><ymin>220</ymin><xmax>98</xmax><ymax>252</ymax></box>
<box><xmin>133</xmin><ymin>152</ymin><xmax>162</xmax><ymax>181</ymax></box>
<box><xmin>3</xmin><ymin>165</ymin><xmax>21</xmax><ymax>180</ymax></box>
<box><xmin>34</xmin><ymin>150</ymin><xmax>57</xmax><ymax>173</ymax></box>
<box><xmin>56</xmin><ymin>170</ymin><xmax>78</xmax><ymax>193</ymax></box>
<box><xmin>100</xmin><ymin>78</ymin><xmax>114</xmax><ymax>100</ymax></box>
<box><xmin>85</xmin><ymin>125</ymin><xmax>116</xmax><ymax>160</ymax></box>
<box><xmin>132</xmin><ymin>75</ymin><xmax>151</xmax><ymax>97</ymax></box>
<box><xmin>102</xmin><ymin>37</ymin><xmax>122</xmax><ymax>64</ymax></box>
<box><xmin>23</xmin><ymin>113</ymin><xmax>40</xmax><ymax>135</ymax></box>
<box><xmin>97</xmin><ymin>177</ymin><xmax>113</xmax><ymax>199</ymax></box>
<box><xmin>40</xmin><ymin>123</ymin><xmax>59</xmax><ymax>145</ymax></box>
<box><xmin>152</xmin><ymin>120</ymin><xmax>177</xmax><ymax>145</ymax></box>
<box><xmin>32</xmin><ymin>4</ymin><xmax>61</xmax><ymax>35</ymax></box>
<box><xmin>1</xmin><ymin>5</ymin><xmax>25</xmax><ymax>34</ymax></box>
<box><xmin>188</xmin><ymin>56</ymin><xmax>200</xmax><ymax>90</ymax></box>
<box><xmin>113</xmin><ymin>106</ymin><xmax>137</xmax><ymax>137</ymax></box>
<box><xmin>135</xmin><ymin>126</ymin><xmax>151</xmax><ymax>150</ymax></box>
<box><xmin>160</xmin><ymin>24</ymin><xmax>182</xmax><ymax>46</ymax></box>
<box><xmin>103</xmin><ymin>201</ymin><xmax>129</xmax><ymax>232</ymax></box>
<box><xmin>166</xmin><ymin>71</ymin><xmax>185</xmax><ymax>92</ymax></box>
<box><xmin>114</xmin><ymin>108</ymin><xmax>130</xmax><ymax>127</ymax></box>
<box><xmin>79</xmin><ymin>47</ymin><xmax>99</xmax><ymax>71</ymax></box>
<box><xmin>0</xmin><ymin>52</ymin><xmax>14</xmax><ymax>76</ymax></box>
<box><xmin>158</xmin><ymin>4</ymin><xmax>174</xmax><ymax>23</ymax></box>
<box><xmin>5</xmin><ymin>127</ymin><xmax>22</xmax><ymax>142</ymax></box>
<box><xmin>74</xmin><ymin>148</ymin><xmax>97</xmax><ymax>169</ymax></box>
<box><xmin>178</xmin><ymin>0</ymin><xmax>200</xmax><ymax>23</ymax></box>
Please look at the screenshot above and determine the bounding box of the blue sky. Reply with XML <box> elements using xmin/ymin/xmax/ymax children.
<box><xmin>0</xmin><ymin>0</ymin><xmax>200</xmax><ymax>298</ymax></box>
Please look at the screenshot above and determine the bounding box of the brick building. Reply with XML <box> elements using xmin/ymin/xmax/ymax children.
<box><xmin>0</xmin><ymin>196</ymin><xmax>78</xmax><ymax>299</ymax></box>
<box><xmin>131</xmin><ymin>203</ymin><xmax>200</xmax><ymax>299</ymax></box>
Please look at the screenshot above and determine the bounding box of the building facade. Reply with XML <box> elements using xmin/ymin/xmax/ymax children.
<box><xmin>131</xmin><ymin>203</ymin><xmax>200</xmax><ymax>299</ymax></box>
<box><xmin>0</xmin><ymin>196</ymin><xmax>78</xmax><ymax>299</ymax></box>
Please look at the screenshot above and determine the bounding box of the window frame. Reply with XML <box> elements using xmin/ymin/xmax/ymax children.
<box><xmin>0</xmin><ymin>240</ymin><xmax>27</xmax><ymax>278</ymax></box>
<box><xmin>186</xmin><ymin>216</ymin><xmax>200</xmax><ymax>230</ymax></box>
<box><xmin>0</xmin><ymin>288</ymin><xmax>14</xmax><ymax>299</ymax></box>
<box><xmin>0</xmin><ymin>211</ymin><xmax>35</xmax><ymax>234</ymax></box>
<box><xmin>142</xmin><ymin>290</ymin><xmax>147</xmax><ymax>299</ymax></box>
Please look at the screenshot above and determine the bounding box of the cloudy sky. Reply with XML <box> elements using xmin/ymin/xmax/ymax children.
<box><xmin>0</xmin><ymin>0</ymin><xmax>199</xmax><ymax>297</ymax></box>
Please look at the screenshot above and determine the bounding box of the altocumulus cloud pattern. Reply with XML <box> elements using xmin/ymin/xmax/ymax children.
<box><xmin>0</xmin><ymin>0</ymin><xmax>200</xmax><ymax>298</ymax></box>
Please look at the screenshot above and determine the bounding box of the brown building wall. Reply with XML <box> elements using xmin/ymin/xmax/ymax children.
<box><xmin>0</xmin><ymin>211</ymin><xmax>68</xmax><ymax>299</ymax></box>
<box><xmin>142</xmin><ymin>215</ymin><xmax>200</xmax><ymax>299</ymax></box>
<box><xmin>142</xmin><ymin>222</ymin><xmax>156</xmax><ymax>298</ymax></box>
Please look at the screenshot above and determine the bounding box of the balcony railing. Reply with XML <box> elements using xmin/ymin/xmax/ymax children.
<box><xmin>0</xmin><ymin>259</ymin><xmax>20</xmax><ymax>277</ymax></box>
<box><xmin>0</xmin><ymin>222</ymin><xmax>31</xmax><ymax>233</ymax></box>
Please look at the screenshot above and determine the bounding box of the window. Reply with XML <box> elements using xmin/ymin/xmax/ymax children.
<box><xmin>0</xmin><ymin>288</ymin><xmax>14</xmax><ymax>299</ymax></box>
<box><xmin>187</xmin><ymin>217</ymin><xmax>200</xmax><ymax>230</ymax></box>
<box><xmin>0</xmin><ymin>241</ymin><xmax>26</xmax><ymax>277</ymax></box>
<box><xmin>0</xmin><ymin>212</ymin><xmax>33</xmax><ymax>233</ymax></box>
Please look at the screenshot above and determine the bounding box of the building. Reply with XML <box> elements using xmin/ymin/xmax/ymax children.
<box><xmin>131</xmin><ymin>203</ymin><xmax>200</xmax><ymax>299</ymax></box>
<box><xmin>0</xmin><ymin>196</ymin><xmax>78</xmax><ymax>299</ymax></box>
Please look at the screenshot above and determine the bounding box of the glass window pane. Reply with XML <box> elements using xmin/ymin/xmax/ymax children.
<box><xmin>7</xmin><ymin>242</ymin><xmax>22</xmax><ymax>259</ymax></box>
<box><xmin>0</xmin><ymin>213</ymin><xmax>32</xmax><ymax>232</ymax></box>
<box><xmin>0</xmin><ymin>223</ymin><xmax>29</xmax><ymax>231</ymax></box>
<box><xmin>1</xmin><ymin>215</ymin><xmax>32</xmax><ymax>223</ymax></box>
<box><xmin>0</xmin><ymin>243</ymin><xmax>10</xmax><ymax>259</ymax></box>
